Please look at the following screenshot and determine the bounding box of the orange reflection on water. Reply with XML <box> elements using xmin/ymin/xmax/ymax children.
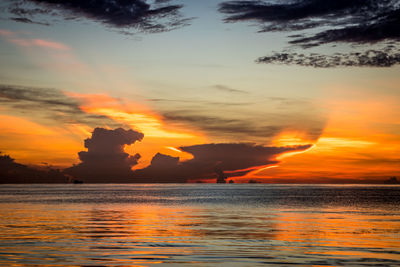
<box><xmin>0</xmin><ymin>203</ymin><xmax>204</xmax><ymax>267</ymax></box>
<box><xmin>272</xmin><ymin>207</ymin><xmax>400</xmax><ymax>261</ymax></box>
<box><xmin>1</xmin><ymin>185</ymin><xmax>400</xmax><ymax>267</ymax></box>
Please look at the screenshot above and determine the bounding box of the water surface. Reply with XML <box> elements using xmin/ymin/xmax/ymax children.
<box><xmin>0</xmin><ymin>184</ymin><xmax>399</xmax><ymax>266</ymax></box>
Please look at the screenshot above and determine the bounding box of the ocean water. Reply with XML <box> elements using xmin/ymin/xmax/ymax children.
<box><xmin>0</xmin><ymin>184</ymin><xmax>399</xmax><ymax>266</ymax></box>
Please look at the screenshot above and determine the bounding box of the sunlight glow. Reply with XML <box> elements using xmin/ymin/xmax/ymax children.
<box><xmin>84</xmin><ymin>107</ymin><xmax>196</xmax><ymax>138</ymax></box>
<box><xmin>165</xmin><ymin>146</ymin><xmax>183</xmax><ymax>153</ymax></box>
<box><xmin>277</xmin><ymin>145</ymin><xmax>315</xmax><ymax>160</ymax></box>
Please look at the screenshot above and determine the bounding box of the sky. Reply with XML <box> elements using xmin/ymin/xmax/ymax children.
<box><xmin>0</xmin><ymin>0</ymin><xmax>399</xmax><ymax>183</ymax></box>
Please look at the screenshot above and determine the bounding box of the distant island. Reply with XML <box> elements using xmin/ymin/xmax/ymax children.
<box><xmin>1</xmin><ymin>152</ymin><xmax>400</xmax><ymax>184</ymax></box>
<box><xmin>384</xmin><ymin>177</ymin><xmax>400</xmax><ymax>184</ymax></box>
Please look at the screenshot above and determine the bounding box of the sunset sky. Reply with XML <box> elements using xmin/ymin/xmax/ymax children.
<box><xmin>0</xmin><ymin>0</ymin><xmax>399</xmax><ymax>183</ymax></box>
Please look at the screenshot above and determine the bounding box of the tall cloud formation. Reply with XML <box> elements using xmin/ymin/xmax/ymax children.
<box><xmin>219</xmin><ymin>0</ymin><xmax>400</xmax><ymax>67</ymax></box>
<box><xmin>65</xmin><ymin>127</ymin><xmax>144</xmax><ymax>182</ymax></box>
<box><xmin>132</xmin><ymin>143</ymin><xmax>312</xmax><ymax>183</ymax></box>
<box><xmin>5</xmin><ymin>0</ymin><xmax>190</xmax><ymax>33</ymax></box>
<box><xmin>63</xmin><ymin>127</ymin><xmax>311</xmax><ymax>183</ymax></box>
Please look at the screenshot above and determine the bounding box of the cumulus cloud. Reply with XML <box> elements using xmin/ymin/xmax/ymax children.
<box><xmin>64</xmin><ymin>127</ymin><xmax>312</xmax><ymax>183</ymax></box>
<box><xmin>219</xmin><ymin>0</ymin><xmax>400</xmax><ymax>67</ymax></box>
<box><xmin>65</xmin><ymin>127</ymin><xmax>144</xmax><ymax>182</ymax></box>
<box><xmin>5</xmin><ymin>0</ymin><xmax>191</xmax><ymax>33</ymax></box>
<box><xmin>2</xmin><ymin>124</ymin><xmax>311</xmax><ymax>183</ymax></box>
<box><xmin>0</xmin><ymin>84</ymin><xmax>121</xmax><ymax>128</ymax></box>
<box><xmin>133</xmin><ymin>143</ymin><xmax>311</xmax><ymax>182</ymax></box>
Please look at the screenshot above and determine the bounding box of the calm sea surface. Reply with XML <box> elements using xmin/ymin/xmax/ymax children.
<box><xmin>0</xmin><ymin>184</ymin><xmax>399</xmax><ymax>266</ymax></box>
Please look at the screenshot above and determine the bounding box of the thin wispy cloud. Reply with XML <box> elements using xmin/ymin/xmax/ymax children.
<box><xmin>157</xmin><ymin>96</ymin><xmax>326</xmax><ymax>144</ymax></box>
<box><xmin>213</xmin><ymin>84</ymin><xmax>248</xmax><ymax>94</ymax></box>
<box><xmin>0</xmin><ymin>29</ymin><xmax>70</xmax><ymax>50</ymax></box>
<box><xmin>0</xmin><ymin>84</ymin><xmax>122</xmax><ymax>128</ymax></box>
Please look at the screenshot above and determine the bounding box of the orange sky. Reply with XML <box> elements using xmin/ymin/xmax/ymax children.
<box><xmin>243</xmin><ymin>88</ymin><xmax>400</xmax><ymax>183</ymax></box>
<box><xmin>0</xmin><ymin>92</ymin><xmax>206</xmax><ymax>169</ymax></box>
<box><xmin>1</xmin><ymin>1</ymin><xmax>400</xmax><ymax>183</ymax></box>
<box><xmin>1</xmin><ymin>86</ymin><xmax>399</xmax><ymax>183</ymax></box>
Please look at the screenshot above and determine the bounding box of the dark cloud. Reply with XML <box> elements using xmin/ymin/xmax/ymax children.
<box><xmin>219</xmin><ymin>0</ymin><xmax>400</xmax><ymax>67</ymax></box>
<box><xmin>133</xmin><ymin>143</ymin><xmax>312</xmax><ymax>182</ymax></box>
<box><xmin>163</xmin><ymin>112</ymin><xmax>284</xmax><ymax>139</ymax></box>
<box><xmin>219</xmin><ymin>0</ymin><xmax>400</xmax><ymax>47</ymax></box>
<box><xmin>0</xmin><ymin>152</ymin><xmax>69</xmax><ymax>183</ymax></box>
<box><xmin>2</xmin><ymin>125</ymin><xmax>311</xmax><ymax>183</ymax></box>
<box><xmin>161</xmin><ymin>105</ymin><xmax>325</xmax><ymax>143</ymax></box>
<box><xmin>65</xmin><ymin>127</ymin><xmax>144</xmax><ymax>182</ymax></box>
<box><xmin>6</xmin><ymin>0</ymin><xmax>191</xmax><ymax>33</ymax></box>
<box><xmin>0</xmin><ymin>84</ymin><xmax>121</xmax><ymax>128</ymax></box>
<box><xmin>147</xmin><ymin>95</ymin><xmax>326</xmax><ymax>143</ymax></box>
<box><xmin>149</xmin><ymin>91</ymin><xmax>326</xmax><ymax>143</ymax></box>
<box><xmin>10</xmin><ymin>17</ymin><xmax>50</xmax><ymax>26</ymax></box>
<box><xmin>132</xmin><ymin>153</ymin><xmax>184</xmax><ymax>183</ymax></box>
<box><xmin>257</xmin><ymin>46</ymin><xmax>400</xmax><ymax>68</ymax></box>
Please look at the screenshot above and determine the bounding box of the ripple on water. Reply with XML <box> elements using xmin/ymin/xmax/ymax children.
<box><xmin>0</xmin><ymin>184</ymin><xmax>400</xmax><ymax>266</ymax></box>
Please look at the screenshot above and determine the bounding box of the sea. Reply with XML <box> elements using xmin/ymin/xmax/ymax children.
<box><xmin>0</xmin><ymin>184</ymin><xmax>399</xmax><ymax>266</ymax></box>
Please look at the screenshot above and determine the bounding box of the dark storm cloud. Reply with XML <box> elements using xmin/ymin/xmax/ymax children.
<box><xmin>257</xmin><ymin>46</ymin><xmax>400</xmax><ymax>68</ymax></box>
<box><xmin>219</xmin><ymin>0</ymin><xmax>400</xmax><ymax>67</ymax></box>
<box><xmin>133</xmin><ymin>143</ymin><xmax>312</xmax><ymax>182</ymax></box>
<box><xmin>6</xmin><ymin>0</ymin><xmax>191</xmax><ymax>33</ymax></box>
<box><xmin>0</xmin><ymin>84</ymin><xmax>121</xmax><ymax>127</ymax></box>
<box><xmin>65</xmin><ymin>127</ymin><xmax>144</xmax><ymax>182</ymax></box>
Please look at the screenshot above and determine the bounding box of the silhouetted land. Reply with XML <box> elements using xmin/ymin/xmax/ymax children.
<box><xmin>0</xmin><ymin>153</ymin><xmax>69</xmax><ymax>183</ymax></box>
<box><xmin>1</xmin><ymin>152</ymin><xmax>399</xmax><ymax>184</ymax></box>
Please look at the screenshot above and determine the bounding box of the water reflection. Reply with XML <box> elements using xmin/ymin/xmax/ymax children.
<box><xmin>0</xmin><ymin>184</ymin><xmax>399</xmax><ymax>266</ymax></box>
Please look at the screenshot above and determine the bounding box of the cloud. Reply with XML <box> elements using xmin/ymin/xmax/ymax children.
<box><xmin>0</xmin><ymin>84</ymin><xmax>121</xmax><ymax>128</ymax></box>
<box><xmin>219</xmin><ymin>0</ymin><xmax>400</xmax><ymax>47</ymax></box>
<box><xmin>257</xmin><ymin>46</ymin><xmax>400</xmax><ymax>68</ymax></box>
<box><xmin>160</xmin><ymin>98</ymin><xmax>326</xmax><ymax>143</ymax></box>
<box><xmin>163</xmin><ymin>112</ymin><xmax>285</xmax><ymax>139</ymax></box>
<box><xmin>31</xmin><ymin>39</ymin><xmax>70</xmax><ymax>50</ymax></box>
<box><xmin>1</xmin><ymin>124</ymin><xmax>311</xmax><ymax>183</ymax></box>
<box><xmin>0</xmin><ymin>29</ymin><xmax>13</xmax><ymax>37</ymax></box>
<box><xmin>5</xmin><ymin>0</ymin><xmax>191</xmax><ymax>33</ymax></box>
<box><xmin>219</xmin><ymin>0</ymin><xmax>400</xmax><ymax>67</ymax></box>
<box><xmin>0</xmin><ymin>152</ymin><xmax>69</xmax><ymax>183</ymax></box>
<box><xmin>10</xmin><ymin>17</ymin><xmax>50</xmax><ymax>26</ymax></box>
<box><xmin>133</xmin><ymin>143</ymin><xmax>312</xmax><ymax>182</ymax></box>
<box><xmin>0</xmin><ymin>29</ymin><xmax>70</xmax><ymax>50</ymax></box>
<box><xmin>213</xmin><ymin>84</ymin><xmax>248</xmax><ymax>94</ymax></box>
<box><xmin>65</xmin><ymin>127</ymin><xmax>144</xmax><ymax>182</ymax></box>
